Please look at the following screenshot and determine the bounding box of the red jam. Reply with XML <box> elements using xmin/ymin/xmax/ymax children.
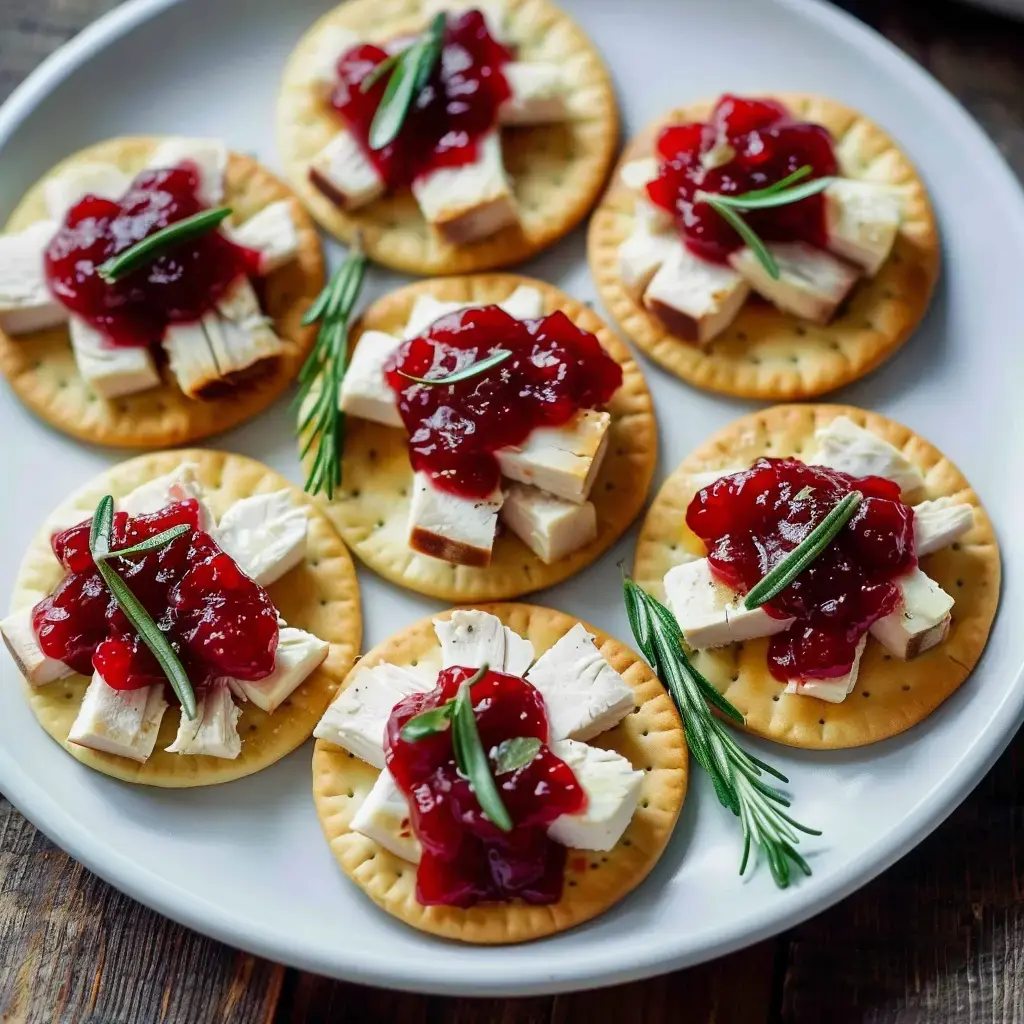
<box><xmin>330</xmin><ymin>11</ymin><xmax>512</xmax><ymax>187</ymax></box>
<box><xmin>386</xmin><ymin>666</ymin><xmax>585</xmax><ymax>907</ymax></box>
<box><xmin>34</xmin><ymin>500</ymin><xmax>278</xmax><ymax>695</ymax></box>
<box><xmin>647</xmin><ymin>95</ymin><xmax>839</xmax><ymax>264</ymax></box>
<box><xmin>383</xmin><ymin>305</ymin><xmax>622</xmax><ymax>498</ymax></box>
<box><xmin>686</xmin><ymin>458</ymin><xmax>916</xmax><ymax>680</ymax></box>
<box><xmin>44</xmin><ymin>166</ymin><xmax>260</xmax><ymax>348</ymax></box>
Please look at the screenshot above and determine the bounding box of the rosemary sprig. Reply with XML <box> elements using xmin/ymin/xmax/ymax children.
<box><xmin>366</xmin><ymin>13</ymin><xmax>447</xmax><ymax>151</ymax></box>
<box><xmin>492</xmin><ymin>736</ymin><xmax>541</xmax><ymax>774</ymax></box>
<box><xmin>96</xmin><ymin>207</ymin><xmax>233</xmax><ymax>284</ymax></box>
<box><xmin>397</xmin><ymin>348</ymin><xmax>511</xmax><ymax>386</ymax></box>
<box><xmin>296</xmin><ymin>241</ymin><xmax>369</xmax><ymax>500</ymax></box>
<box><xmin>96</xmin><ymin>523</ymin><xmax>191</xmax><ymax>562</ymax></box>
<box><xmin>452</xmin><ymin>675</ymin><xmax>513</xmax><ymax>832</ymax></box>
<box><xmin>695</xmin><ymin>165</ymin><xmax>834</xmax><ymax>281</ymax></box>
<box><xmin>400</xmin><ymin>663</ymin><xmax>488</xmax><ymax>741</ymax></box>
<box><xmin>89</xmin><ymin>496</ymin><xmax>197</xmax><ymax>719</ymax></box>
<box><xmin>622</xmin><ymin>572</ymin><xmax>820</xmax><ymax>887</ymax></box>
<box><xmin>744</xmin><ymin>490</ymin><xmax>863</xmax><ymax>610</ymax></box>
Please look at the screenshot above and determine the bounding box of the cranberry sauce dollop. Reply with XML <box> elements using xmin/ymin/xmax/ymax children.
<box><xmin>686</xmin><ymin>458</ymin><xmax>916</xmax><ymax>680</ymax></box>
<box><xmin>330</xmin><ymin>10</ymin><xmax>512</xmax><ymax>187</ymax></box>
<box><xmin>647</xmin><ymin>95</ymin><xmax>839</xmax><ymax>264</ymax></box>
<box><xmin>386</xmin><ymin>666</ymin><xmax>585</xmax><ymax>907</ymax></box>
<box><xmin>44</xmin><ymin>165</ymin><xmax>260</xmax><ymax>348</ymax></box>
<box><xmin>383</xmin><ymin>305</ymin><xmax>622</xmax><ymax>499</ymax></box>
<box><xmin>34</xmin><ymin>499</ymin><xmax>279</xmax><ymax>694</ymax></box>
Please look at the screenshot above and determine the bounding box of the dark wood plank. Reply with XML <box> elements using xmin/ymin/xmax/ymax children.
<box><xmin>0</xmin><ymin>797</ymin><xmax>284</xmax><ymax>1023</ymax></box>
<box><xmin>280</xmin><ymin>940</ymin><xmax>777</xmax><ymax>1024</ymax></box>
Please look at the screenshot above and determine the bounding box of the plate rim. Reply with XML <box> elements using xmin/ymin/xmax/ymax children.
<box><xmin>0</xmin><ymin>0</ymin><xmax>1021</xmax><ymax>997</ymax></box>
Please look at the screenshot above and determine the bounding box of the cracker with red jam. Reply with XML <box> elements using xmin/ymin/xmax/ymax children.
<box><xmin>1</xmin><ymin>450</ymin><xmax>361</xmax><ymax>786</ymax></box>
<box><xmin>634</xmin><ymin>405</ymin><xmax>1000</xmax><ymax>749</ymax></box>
<box><xmin>302</xmin><ymin>273</ymin><xmax>657</xmax><ymax>601</ymax></box>
<box><xmin>312</xmin><ymin>604</ymin><xmax>686</xmax><ymax>943</ymax></box>
<box><xmin>277</xmin><ymin>0</ymin><xmax>618</xmax><ymax>275</ymax></box>
<box><xmin>588</xmin><ymin>94</ymin><xmax>940</xmax><ymax>400</ymax></box>
<box><xmin>0</xmin><ymin>137</ymin><xmax>325</xmax><ymax>449</ymax></box>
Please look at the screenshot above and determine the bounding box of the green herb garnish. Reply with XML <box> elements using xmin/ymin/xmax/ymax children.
<box><xmin>695</xmin><ymin>166</ymin><xmax>835</xmax><ymax>281</ymax></box>
<box><xmin>96</xmin><ymin>206</ymin><xmax>233</xmax><ymax>285</ymax></box>
<box><xmin>399</xmin><ymin>663</ymin><xmax>488</xmax><ymax>742</ymax></box>
<box><xmin>743</xmin><ymin>490</ymin><xmax>863</xmax><ymax>610</ymax></box>
<box><xmin>452</xmin><ymin>676</ymin><xmax>513</xmax><ymax>832</ymax></box>
<box><xmin>366</xmin><ymin>13</ymin><xmax>447</xmax><ymax>152</ymax></box>
<box><xmin>623</xmin><ymin>571</ymin><xmax>820</xmax><ymax>887</ymax></box>
<box><xmin>296</xmin><ymin>240</ymin><xmax>369</xmax><ymax>500</ymax></box>
<box><xmin>96</xmin><ymin>523</ymin><xmax>191</xmax><ymax>562</ymax></box>
<box><xmin>492</xmin><ymin>736</ymin><xmax>541</xmax><ymax>775</ymax></box>
<box><xmin>89</xmin><ymin>496</ymin><xmax>196</xmax><ymax>720</ymax></box>
<box><xmin>397</xmin><ymin>348</ymin><xmax>511</xmax><ymax>387</ymax></box>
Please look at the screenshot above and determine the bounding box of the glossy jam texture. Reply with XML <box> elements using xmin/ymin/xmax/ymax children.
<box><xmin>44</xmin><ymin>165</ymin><xmax>260</xmax><ymax>348</ymax></box>
<box><xmin>34</xmin><ymin>500</ymin><xmax>278</xmax><ymax>694</ymax></box>
<box><xmin>647</xmin><ymin>95</ymin><xmax>839</xmax><ymax>264</ymax></box>
<box><xmin>383</xmin><ymin>305</ymin><xmax>622</xmax><ymax>498</ymax></box>
<box><xmin>686</xmin><ymin>458</ymin><xmax>916</xmax><ymax>680</ymax></box>
<box><xmin>386</xmin><ymin>666</ymin><xmax>585</xmax><ymax>907</ymax></box>
<box><xmin>330</xmin><ymin>11</ymin><xmax>512</xmax><ymax>187</ymax></box>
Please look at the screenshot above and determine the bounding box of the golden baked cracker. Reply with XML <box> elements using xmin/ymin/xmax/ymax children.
<box><xmin>0</xmin><ymin>138</ymin><xmax>325</xmax><ymax>448</ymax></box>
<box><xmin>634</xmin><ymin>405</ymin><xmax>1001</xmax><ymax>750</ymax></box>
<box><xmin>588</xmin><ymin>95</ymin><xmax>940</xmax><ymax>399</ymax></box>
<box><xmin>313</xmin><ymin>603</ymin><xmax>687</xmax><ymax>943</ymax></box>
<box><xmin>9</xmin><ymin>450</ymin><xmax>361</xmax><ymax>787</ymax></box>
<box><xmin>276</xmin><ymin>0</ymin><xmax>618</xmax><ymax>275</ymax></box>
<box><xmin>304</xmin><ymin>273</ymin><xmax>657</xmax><ymax>601</ymax></box>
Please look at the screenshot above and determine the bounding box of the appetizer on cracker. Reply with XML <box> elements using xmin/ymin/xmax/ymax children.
<box><xmin>634</xmin><ymin>406</ymin><xmax>1000</xmax><ymax>748</ymax></box>
<box><xmin>0</xmin><ymin>137</ymin><xmax>324</xmax><ymax>447</ymax></box>
<box><xmin>312</xmin><ymin>605</ymin><xmax>686</xmax><ymax>941</ymax></box>
<box><xmin>278</xmin><ymin>0</ymin><xmax>618</xmax><ymax>274</ymax></box>
<box><xmin>300</xmin><ymin>273</ymin><xmax>656</xmax><ymax>602</ymax></box>
<box><xmin>589</xmin><ymin>94</ymin><xmax>939</xmax><ymax>399</ymax></box>
<box><xmin>0</xmin><ymin>452</ymin><xmax>360</xmax><ymax>786</ymax></box>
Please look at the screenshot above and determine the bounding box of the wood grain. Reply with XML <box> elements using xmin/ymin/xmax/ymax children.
<box><xmin>3</xmin><ymin>0</ymin><xmax>1024</xmax><ymax>1022</ymax></box>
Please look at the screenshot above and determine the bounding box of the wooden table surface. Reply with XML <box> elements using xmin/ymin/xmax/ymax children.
<box><xmin>1</xmin><ymin>0</ymin><xmax>1022</xmax><ymax>1021</ymax></box>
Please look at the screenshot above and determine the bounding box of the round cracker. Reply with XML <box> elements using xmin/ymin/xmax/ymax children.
<box><xmin>305</xmin><ymin>273</ymin><xmax>657</xmax><ymax>601</ymax></box>
<box><xmin>9</xmin><ymin>450</ymin><xmax>361</xmax><ymax>787</ymax></box>
<box><xmin>313</xmin><ymin>603</ymin><xmax>687</xmax><ymax>943</ymax></box>
<box><xmin>276</xmin><ymin>0</ymin><xmax>618</xmax><ymax>275</ymax></box>
<box><xmin>634</xmin><ymin>405</ymin><xmax>1001</xmax><ymax>750</ymax></box>
<box><xmin>588</xmin><ymin>94</ymin><xmax>940</xmax><ymax>399</ymax></box>
<box><xmin>0</xmin><ymin>138</ymin><xmax>326</xmax><ymax>448</ymax></box>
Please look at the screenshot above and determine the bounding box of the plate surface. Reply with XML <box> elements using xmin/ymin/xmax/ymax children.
<box><xmin>0</xmin><ymin>0</ymin><xmax>1021</xmax><ymax>998</ymax></box>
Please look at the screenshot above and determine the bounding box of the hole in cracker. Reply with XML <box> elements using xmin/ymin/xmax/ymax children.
<box><xmin>644</xmin><ymin>766</ymin><xmax>652</xmax><ymax>773</ymax></box>
<box><xmin>902</xmin><ymin>684</ymin><xmax>911</xmax><ymax>692</ymax></box>
<box><xmin>818</xmin><ymin>718</ymin><xmax>825</xmax><ymax>725</ymax></box>
<box><xmin>249</xmin><ymin>724</ymin><xmax>257</xmax><ymax>732</ymax></box>
<box><xmin>952</xmin><ymin>542</ymin><xmax>962</xmax><ymax>552</ymax></box>
<box><xmin>347</xmin><ymin>789</ymin><xmax>354</xmax><ymax>798</ymax></box>
<box><xmin>956</xmin><ymin>579</ymin><xmax>964</xmax><ymax>588</ymax></box>
<box><xmin>730</xmin><ymin>674</ymin><xmax>739</xmax><ymax>683</ymax></box>
<box><xmin>410</xmin><ymin>659</ymin><xmax>418</xmax><ymax>667</ymax></box>
<box><xmin>590</xmin><ymin>862</ymin><xmax>599</xmax><ymax>870</ymax></box>
<box><xmin>376</xmin><ymin>520</ymin><xmax>384</xmax><ymax>528</ymax></box>
<box><xmin>641</xmin><ymin>800</ymin><xmax>649</xmax><ymax>809</ymax></box>
<box><xmin>883</xmin><ymin>654</ymin><xmax>892</xmax><ymax>662</ymax></box>
<box><xmin>736</xmin><ymin>331</ymin><xmax>748</xmax><ymax>342</ymax></box>
<box><xmin>641</xmin><ymin>730</ymin><xmax>649</xmax><ymax>737</ymax></box>
<box><xmin>622</xmin><ymin>838</ymin><xmax>632</xmax><ymax>847</ymax></box>
<box><xmin>398</xmin><ymin>489</ymin><xmax>408</xmax><ymax>498</ymax></box>
<box><xmin>64</xmin><ymin>692</ymin><xmax>73</xmax><ymax>700</ymax></box>
<box><xmin>795</xmin><ymin>326</ymin><xmax>807</xmax><ymax>337</ymax></box>
<box><xmin>862</xmin><ymin>691</ymin><xmax>870</xmax><ymax>698</ymax></box>
<box><xmin>772</xmin><ymin>695</ymin><xmax>780</xmax><ymax>702</ymax></box>
<box><xmin>368</xmin><ymin>448</ymin><xmax>378</xmax><ymax>461</ymax></box>
<box><xmin>569</xmin><ymin>881</ymin><xmax>578</xmax><ymax>888</ymax></box>
<box><xmin>605</xmin><ymin>482</ymin><xmax>614</xmax><ymax>492</ymax></box>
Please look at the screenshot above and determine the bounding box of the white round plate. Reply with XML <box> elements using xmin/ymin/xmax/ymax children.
<box><xmin>0</xmin><ymin>0</ymin><xmax>1020</xmax><ymax>998</ymax></box>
